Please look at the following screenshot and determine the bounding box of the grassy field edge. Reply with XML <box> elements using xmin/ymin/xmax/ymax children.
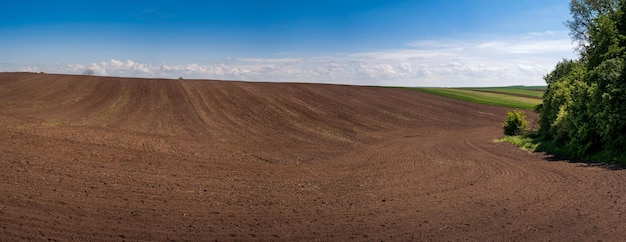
<box><xmin>400</xmin><ymin>87</ymin><xmax>541</xmax><ymax>110</ymax></box>
<box><xmin>496</xmin><ymin>134</ymin><xmax>626</xmax><ymax>165</ymax></box>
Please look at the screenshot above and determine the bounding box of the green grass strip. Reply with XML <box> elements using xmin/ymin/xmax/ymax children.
<box><xmin>403</xmin><ymin>87</ymin><xmax>541</xmax><ymax>110</ymax></box>
<box><xmin>494</xmin><ymin>135</ymin><xmax>539</xmax><ymax>152</ymax></box>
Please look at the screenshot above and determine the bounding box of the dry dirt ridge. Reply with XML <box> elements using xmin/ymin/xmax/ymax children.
<box><xmin>1</xmin><ymin>72</ymin><xmax>625</xmax><ymax>241</ymax></box>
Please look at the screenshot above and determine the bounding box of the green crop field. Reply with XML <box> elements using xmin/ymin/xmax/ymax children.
<box><xmin>465</xmin><ymin>86</ymin><xmax>545</xmax><ymax>98</ymax></box>
<box><xmin>402</xmin><ymin>86</ymin><xmax>544</xmax><ymax>110</ymax></box>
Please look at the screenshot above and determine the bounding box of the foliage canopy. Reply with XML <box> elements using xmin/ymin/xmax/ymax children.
<box><xmin>539</xmin><ymin>0</ymin><xmax>626</xmax><ymax>160</ymax></box>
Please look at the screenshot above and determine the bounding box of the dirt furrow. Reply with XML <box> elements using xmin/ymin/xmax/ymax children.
<box><xmin>1</xmin><ymin>73</ymin><xmax>625</xmax><ymax>241</ymax></box>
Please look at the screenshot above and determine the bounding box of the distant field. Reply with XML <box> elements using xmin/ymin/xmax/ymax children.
<box><xmin>403</xmin><ymin>86</ymin><xmax>544</xmax><ymax>110</ymax></box>
<box><xmin>466</xmin><ymin>86</ymin><xmax>545</xmax><ymax>98</ymax></box>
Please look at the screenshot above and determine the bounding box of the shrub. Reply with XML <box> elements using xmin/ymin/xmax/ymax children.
<box><xmin>502</xmin><ymin>109</ymin><xmax>528</xmax><ymax>136</ymax></box>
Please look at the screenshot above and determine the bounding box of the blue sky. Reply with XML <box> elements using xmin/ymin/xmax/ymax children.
<box><xmin>0</xmin><ymin>0</ymin><xmax>576</xmax><ymax>86</ymax></box>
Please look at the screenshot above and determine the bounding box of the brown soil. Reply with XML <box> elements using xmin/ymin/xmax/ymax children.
<box><xmin>1</xmin><ymin>72</ymin><xmax>625</xmax><ymax>241</ymax></box>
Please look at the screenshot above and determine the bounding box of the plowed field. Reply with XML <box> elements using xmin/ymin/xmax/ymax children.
<box><xmin>1</xmin><ymin>72</ymin><xmax>625</xmax><ymax>241</ymax></box>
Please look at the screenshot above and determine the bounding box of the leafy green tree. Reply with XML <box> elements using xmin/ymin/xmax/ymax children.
<box><xmin>539</xmin><ymin>0</ymin><xmax>626</xmax><ymax>159</ymax></box>
<box><xmin>587</xmin><ymin>58</ymin><xmax>625</xmax><ymax>151</ymax></box>
<box><xmin>566</xmin><ymin>0</ymin><xmax>620</xmax><ymax>54</ymax></box>
<box><xmin>539</xmin><ymin>59</ymin><xmax>586</xmax><ymax>143</ymax></box>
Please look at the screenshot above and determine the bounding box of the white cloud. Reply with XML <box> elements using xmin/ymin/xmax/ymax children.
<box><xmin>527</xmin><ymin>31</ymin><xmax>558</xmax><ymax>36</ymax></box>
<box><xmin>405</xmin><ymin>40</ymin><xmax>462</xmax><ymax>51</ymax></box>
<box><xmin>8</xmin><ymin>32</ymin><xmax>576</xmax><ymax>87</ymax></box>
<box><xmin>336</xmin><ymin>32</ymin><xmax>575</xmax><ymax>86</ymax></box>
<box><xmin>476</xmin><ymin>39</ymin><xmax>573</xmax><ymax>54</ymax></box>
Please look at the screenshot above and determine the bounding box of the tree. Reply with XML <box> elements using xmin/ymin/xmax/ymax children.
<box><xmin>539</xmin><ymin>0</ymin><xmax>626</xmax><ymax>158</ymax></box>
<box><xmin>538</xmin><ymin>59</ymin><xmax>587</xmax><ymax>144</ymax></box>
<box><xmin>83</xmin><ymin>68</ymin><xmax>95</xmax><ymax>76</ymax></box>
<box><xmin>566</xmin><ymin>0</ymin><xmax>620</xmax><ymax>54</ymax></box>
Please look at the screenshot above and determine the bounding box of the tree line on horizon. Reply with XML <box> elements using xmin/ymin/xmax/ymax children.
<box><xmin>537</xmin><ymin>0</ymin><xmax>625</xmax><ymax>160</ymax></box>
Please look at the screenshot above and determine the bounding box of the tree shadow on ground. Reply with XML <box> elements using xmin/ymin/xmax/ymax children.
<box><xmin>544</xmin><ymin>154</ymin><xmax>626</xmax><ymax>171</ymax></box>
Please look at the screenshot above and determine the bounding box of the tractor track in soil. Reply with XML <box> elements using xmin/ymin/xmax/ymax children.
<box><xmin>1</xmin><ymin>72</ymin><xmax>625</xmax><ymax>241</ymax></box>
